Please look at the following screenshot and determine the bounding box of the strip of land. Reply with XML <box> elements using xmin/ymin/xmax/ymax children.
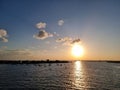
<box><xmin>0</xmin><ymin>60</ymin><xmax>119</xmax><ymax>64</ymax></box>
<box><xmin>0</xmin><ymin>60</ymin><xmax>70</xmax><ymax>64</ymax></box>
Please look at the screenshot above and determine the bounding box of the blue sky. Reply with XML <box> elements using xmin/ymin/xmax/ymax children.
<box><xmin>0</xmin><ymin>0</ymin><xmax>120</xmax><ymax>60</ymax></box>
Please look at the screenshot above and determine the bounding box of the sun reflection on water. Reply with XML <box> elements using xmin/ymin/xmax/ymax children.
<box><xmin>75</xmin><ymin>61</ymin><xmax>81</xmax><ymax>71</ymax></box>
<box><xmin>74</xmin><ymin>61</ymin><xmax>85</xmax><ymax>89</ymax></box>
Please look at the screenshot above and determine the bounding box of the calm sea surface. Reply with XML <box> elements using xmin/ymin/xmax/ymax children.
<box><xmin>0</xmin><ymin>61</ymin><xmax>119</xmax><ymax>89</ymax></box>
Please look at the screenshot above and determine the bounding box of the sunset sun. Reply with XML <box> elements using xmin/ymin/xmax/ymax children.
<box><xmin>72</xmin><ymin>43</ymin><xmax>84</xmax><ymax>57</ymax></box>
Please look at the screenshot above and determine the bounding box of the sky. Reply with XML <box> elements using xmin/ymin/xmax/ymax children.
<box><xmin>0</xmin><ymin>0</ymin><xmax>120</xmax><ymax>60</ymax></box>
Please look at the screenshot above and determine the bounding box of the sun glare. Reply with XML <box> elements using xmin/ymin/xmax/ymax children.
<box><xmin>72</xmin><ymin>43</ymin><xmax>84</xmax><ymax>57</ymax></box>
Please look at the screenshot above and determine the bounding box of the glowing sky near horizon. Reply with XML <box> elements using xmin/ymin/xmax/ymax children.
<box><xmin>0</xmin><ymin>0</ymin><xmax>120</xmax><ymax>60</ymax></box>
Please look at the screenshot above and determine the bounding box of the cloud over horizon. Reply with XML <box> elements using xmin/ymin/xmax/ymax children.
<box><xmin>0</xmin><ymin>29</ymin><xmax>8</xmax><ymax>42</ymax></box>
<box><xmin>0</xmin><ymin>49</ymin><xmax>32</xmax><ymax>60</ymax></box>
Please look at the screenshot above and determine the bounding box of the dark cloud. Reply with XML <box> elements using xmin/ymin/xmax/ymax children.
<box><xmin>56</xmin><ymin>37</ymin><xmax>72</xmax><ymax>42</ymax></box>
<box><xmin>71</xmin><ymin>39</ymin><xmax>81</xmax><ymax>44</ymax></box>
<box><xmin>56</xmin><ymin>37</ymin><xmax>81</xmax><ymax>46</ymax></box>
<box><xmin>33</xmin><ymin>30</ymin><xmax>53</xmax><ymax>40</ymax></box>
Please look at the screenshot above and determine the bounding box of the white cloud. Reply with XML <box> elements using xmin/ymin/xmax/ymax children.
<box><xmin>36</xmin><ymin>22</ymin><xmax>46</xmax><ymax>29</ymax></box>
<box><xmin>0</xmin><ymin>29</ymin><xmax>8</xmax><ymax>42</ymax></box>
<box><xmin>33</xmin><ymin>30</ymin><xmax>53</xmax><ymax>40</ymax></box>
<box><xmin>2</xmin><ymin>37</ymin><xmax>8</xmax><ymax>42</ymax></box>
<box><xmin>58</xmin><ymin>20</ymin><xmax>64</xmax><ymax>26</ymax></box>
<box><xmin>0</xmin><ymin>29</ymin><xmax>7</xmax><ymax>37</ymax></box>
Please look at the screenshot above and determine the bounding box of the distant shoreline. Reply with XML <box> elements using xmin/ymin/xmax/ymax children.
<box><xmin>0</xmin><ymin>60</ymin><xmax>119</xmax><ymax>64</ymax></box>
<box><xmin>0</xmin><ymin>60</ymin><xmax>70</xmax><ymax>64</ymax></box>
<box><xmin>106</xmin><ymin>61</ymin><xmax>120</xmax><ymax>63</ymax></box>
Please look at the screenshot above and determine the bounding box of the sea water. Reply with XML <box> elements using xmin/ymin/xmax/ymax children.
<box><xmin>0</xmin><ymin>61</ymin><xmax>119</xmax><ymax>89</ymax></box>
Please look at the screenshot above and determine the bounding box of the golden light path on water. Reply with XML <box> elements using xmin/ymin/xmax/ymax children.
<box><xmin>74</xmin><ymin>61</ymin><xmax>86</xmax><ymax>89</ymax></box>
